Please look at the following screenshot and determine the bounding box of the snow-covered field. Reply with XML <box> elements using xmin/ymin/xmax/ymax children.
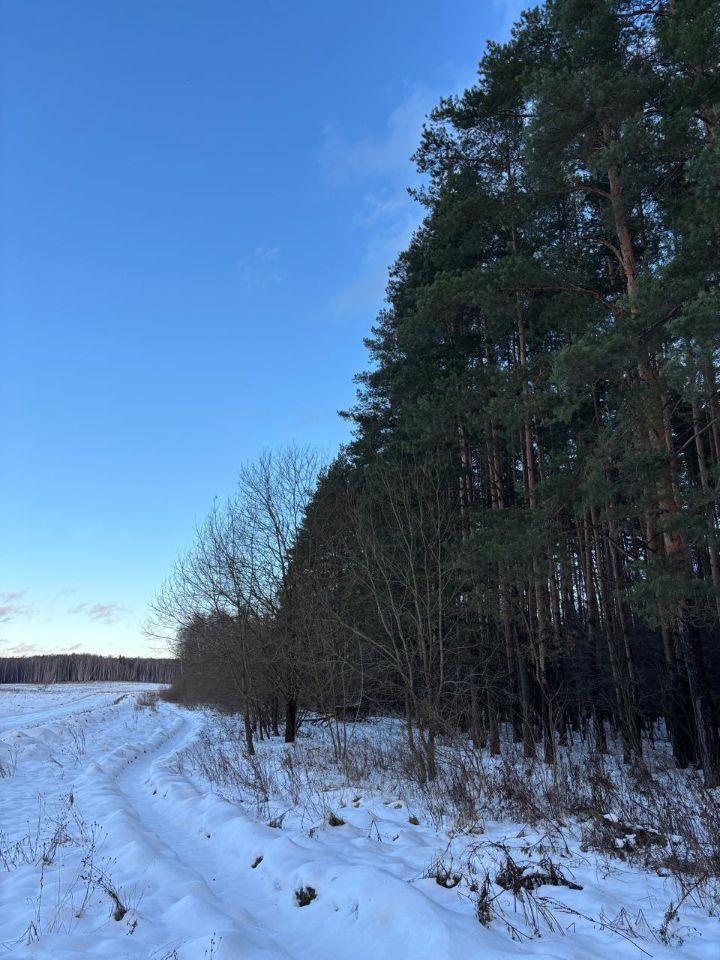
<box><xmin>1</xmin><ymin>684</ymin><xmax>718</xmax><ymax>959</ymax></box>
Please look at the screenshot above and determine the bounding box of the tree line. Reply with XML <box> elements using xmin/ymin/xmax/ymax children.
<box><xmin>152</xmin><ymin>0</ymin><xmax>720</xmax><ymax>785</ymax></box>
<box><xmin>0</xmin><ymin>654</ymin><xmax>178</xmax><ymax>684</ymax></box>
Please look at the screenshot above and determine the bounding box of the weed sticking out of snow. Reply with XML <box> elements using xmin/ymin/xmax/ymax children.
<box><xmin>294</xmin><ymin>885</ymin><xmax>317</xmax><ymax>907</ymax></box>
<box><xmin>135</xmin><ymin>690</ymin><xmax>160</xmax><ymax>712</ymax></box>
<box><xmin>0</xmin><ymin>791</ymin><xmax>139</xmax><ymax>948</ymax></box>
<box><xmin>2</xmin><ymin>685</ymin><xmax>719</xmax><ymax>959</ymax></box>
<box><xmin>180</xmin><ymin>711</ymin><xmax>720</xmax><ymax>958</ymax></box>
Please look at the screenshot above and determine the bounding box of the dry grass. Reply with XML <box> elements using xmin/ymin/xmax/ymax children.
<box><xmin>182</xmin><ymin>715</ymin><xmax>720</xmax><ymax>930</ymax></box>
<box><xmin>135</xmin><ymin>691</ymin><xmax>159</xmax><ymax>712</ymax></box>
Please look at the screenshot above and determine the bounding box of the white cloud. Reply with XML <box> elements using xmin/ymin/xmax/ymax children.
<box><xmin>492</xmin><ymin>0</ymin><xmax>532</xmax><ymax>39</ymax></box>
<box><xmin>331</xmin><ymin>202</ymin><xmax>422</xmax><ymax>315</ymax></box>
<box><xmin>237</xmin><ymin>245</ymin><xmax>282</xmax><ymax>286</ymax></box>
<box><xmin>320</xmin><ymin>86</ymin><xmax>436</xmax><ymax>186</ymax></box>
<box><xmin>0</xmin><ymin>591</ymin><xmax>31</xmax><ymax>623</ymax></box>
<box><xmin>355</xmin><ymin>191</ymin><xmax>412</xmax><ymax>228</ymax></box>
<box><xmin>2</xmin><ymin>642</ymin><xmax>39</xmax><ymax>656</ymax></box>
<box><xmin>321</xmin><ymin>87</ymin><xmax>434</xmax><ymax>315</ymax></box>
<box><xmin>67</xmin><ymin>601</ymin><xmax>128</xmax><ymax>626</ymax></box>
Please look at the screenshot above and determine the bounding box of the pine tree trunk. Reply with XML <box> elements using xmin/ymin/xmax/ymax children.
<box><xmin>603</xmin><ymin>137</ymin><xmax>720</xmax><ymax>780</ymax></box>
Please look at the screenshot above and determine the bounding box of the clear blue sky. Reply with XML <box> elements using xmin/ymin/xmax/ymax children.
<box><xmin>0</xmin><ymin>0</ymin><xmax>525</xmax><ymax>657</ymax></box>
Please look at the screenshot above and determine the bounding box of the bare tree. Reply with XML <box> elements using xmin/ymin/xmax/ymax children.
<box><xmin>147</xmin><ymin>444</ymin><xmax>323</xmax><ymax>748</ymax></box>
<box><xmin>235</xmin><ymin>445</ymin><xmax>323</xmax><ymax>742</ymax></box>
<box><xmin>347</xmin><ymin>451</ymin><xmax>464</xmax><ymax>779</ymax></box>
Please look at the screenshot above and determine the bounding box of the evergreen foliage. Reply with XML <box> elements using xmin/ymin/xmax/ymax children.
<box><xmin>158</xmin><ymin>0</ymin><xmax>720</xmax><ymax>785</ymax></box>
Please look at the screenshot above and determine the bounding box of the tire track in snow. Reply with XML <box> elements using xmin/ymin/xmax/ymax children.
<box><xmin>74</xmin><ymin>705</ymin><xmax>293</xmax><ymax>959</ymax></box>
<box><xmin>0</xmin><ymin>690</ymin><xmax>129</xmax><ymax>736</ymax></box>
<box><xmin>109</xmin><ymin>709</ymin><xmax>491</xmax><ymax>960</ymax></box>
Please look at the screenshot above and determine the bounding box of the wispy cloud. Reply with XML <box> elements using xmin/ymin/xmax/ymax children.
<box><xmin>3</xmin><ymin>642</ymin><xmax>39</xmax><ymax>656</ymax></box>
<box><xmin>237</xmin><ymin>245</ymin><xmax>282</xmax><ymax>287</ymax></box>
<box><xmin>492</xmin><ymin>0</ymin><xmax>532</xmax><ymax>39</ymax></box>
<box><xmin>67</xmin><ymin>602</ymin><xmax>127</xmax><ymax>626</ymax></box>
<box><xmin>87</xmin><ymin>603</ymin><xmax>125</xmax><ymax>625</ymax></box>
<box><xmin>320</xmin><ymin>86</ymin><xmax>436</xmax><ymax>186</ymax></box>
<box><xmin>0</xmin><ymin>607</ymin><xmax>20</xmax><ymax>623</ymax></box>
<box><xmin>0</xmin><ymin>591</ymin><xmax>31</xmax><ymax>623</ymax></box>
<box><xmin>321</xmin><ymin>87</ymin><xmax>434</xmax><ymax>315</ymax></box>
<box><xmin>331</xmin><ymin>204</ymin><xmax>421</xmax><ymax>315</ymax></box>
<box><xmin>1</xmin><ymin>591</ymin><xmax>26</xmax><ymax>603</ymax></box>
<box><xmin>355</xmin><ymin>192</ymin><xmax>412</xmax><ymax>229</ymax></box>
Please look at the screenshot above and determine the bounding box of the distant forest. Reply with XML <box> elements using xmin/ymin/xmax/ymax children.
<box><xmin>0</xmin><ymin>654</ymin><xmax>178</xmax><ymax>685</ymax></box>
<box><xmin>151</xmin><ymin>1</ymin><xmax>720</xmax><ymax>785</ymax></box>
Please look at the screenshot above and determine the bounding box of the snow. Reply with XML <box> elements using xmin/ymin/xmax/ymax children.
<box><xmin>0</xmin><ymin>684</ymin><xmax>718</xmax><ymax>959</ymax></box>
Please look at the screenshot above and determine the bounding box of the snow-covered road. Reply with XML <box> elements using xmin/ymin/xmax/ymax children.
<box><xmin>1</xmin><ymin>685</ymin><xmax>718</xmax><ymax>960</ymax></box>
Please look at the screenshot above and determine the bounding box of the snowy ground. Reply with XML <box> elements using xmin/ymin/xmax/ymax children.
<box><xmin>0</xmin><ymin>685</ymin><xmax>718</xmax><ymax>959</ymax></box>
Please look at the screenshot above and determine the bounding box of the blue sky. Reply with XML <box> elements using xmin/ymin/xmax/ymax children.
<box><xmin>0</xmin><ymin>0</ymin><xmax>526</xmax><ymax>657</ymax></box>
